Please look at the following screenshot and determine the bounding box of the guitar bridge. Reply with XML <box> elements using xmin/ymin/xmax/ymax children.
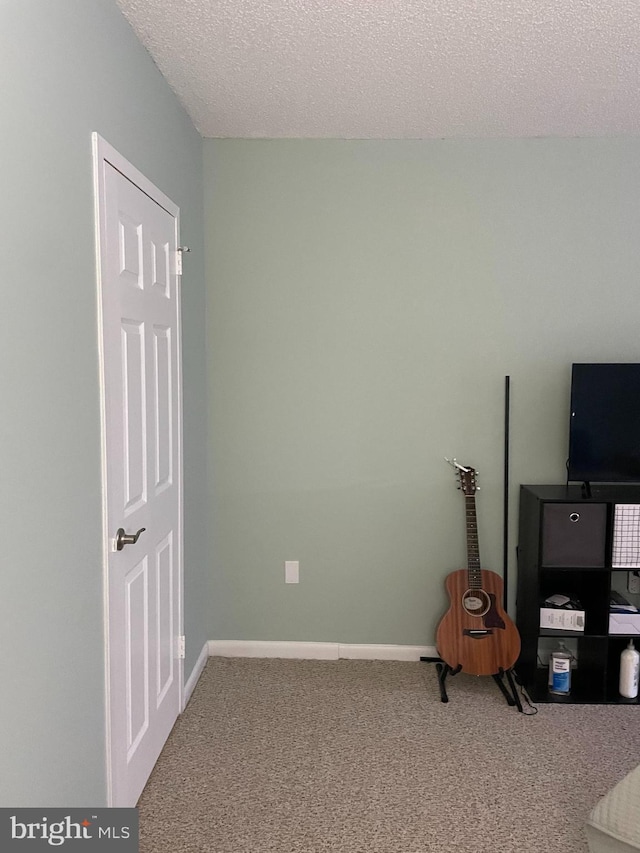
<box><xmin>463</xmin><ymin>629</ymin><xmax>493</xmax><ymax>638</ymax></box>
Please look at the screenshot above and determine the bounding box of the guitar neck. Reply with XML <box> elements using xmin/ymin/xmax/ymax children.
<box><xmin>465</xmin><ymin>495</ymin><xmax>482</xmax><ymax>588</ymax></box>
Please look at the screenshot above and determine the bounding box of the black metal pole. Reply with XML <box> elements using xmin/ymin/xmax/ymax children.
<box><xmin>503</xmin><ymin>375</ymin><xmax>510</xmax><ymax>612</ymax></box>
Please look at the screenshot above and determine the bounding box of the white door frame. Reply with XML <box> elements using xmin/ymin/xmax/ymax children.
<box><xmin>92</xmin><ymin>133</ymin><xmax>185</xmax><ymax>806</ymax></box>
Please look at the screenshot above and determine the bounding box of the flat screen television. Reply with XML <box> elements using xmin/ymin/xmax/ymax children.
<box><xmin>568</xmin><ymin>363</ymin><xmax>640</xmax><ymax>484</ymax></box>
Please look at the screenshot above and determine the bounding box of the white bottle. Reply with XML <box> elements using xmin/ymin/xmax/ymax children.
<box><xmin>548</xmin><ymin>642</ymin><xmax>572</xmax><ymax>695</ymax></box>
<box><xmin>619</xmin><ymin>639</ymin><xmax>640</xmax><ymax>699</ymax></box>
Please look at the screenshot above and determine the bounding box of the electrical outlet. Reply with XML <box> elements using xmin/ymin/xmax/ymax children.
<box><xmin>628</xmin><ymin>571</ymin><xmax>640</xmax><ymax>594</ymax></box>
<box><xmin>285</xmin><ymin>560</ymin><xmax>299</xmax><ymax>584</ymax></box>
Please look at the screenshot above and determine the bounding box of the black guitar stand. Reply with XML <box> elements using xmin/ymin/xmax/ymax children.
<box><xmin>420</xmin><ymin>656</ymin><xmax>524</xmax><ymax>712</ymax></box>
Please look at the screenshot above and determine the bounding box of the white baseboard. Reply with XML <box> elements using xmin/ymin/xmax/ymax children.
<box><xmin>207</xmin><ymin>640</ymin><xmax>438</xmax><ymax>662</ymax></box>
<box><xmin>208</xmin><ymin>640</ymin><xmax>339</xmax><ymax>659</ymax></box>
<box><xmin>339</xmin><ymin>644</ymin><xmax>438</xmax><ymax>661</ymax></box>
<box><xmin>183</xmin><ymin>641</ymin><xmax>209</xmax><ymax>709</ymax></box>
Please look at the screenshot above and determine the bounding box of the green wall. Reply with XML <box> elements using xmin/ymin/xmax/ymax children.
<box><xmin>0</xmin><ymin>1</ymin><xmax>208</xmax><ymax>806</ymax></box>
<box><xmin>204</xmin><ymin>138</ymin><xmax>640</xmax><ymax>645</ymax></box>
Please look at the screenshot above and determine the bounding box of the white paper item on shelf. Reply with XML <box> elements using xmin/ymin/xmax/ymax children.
<box><xmin>612</xmin><ymin>504</ymin><xmax>640</xmax><ymax>567</ymax></box>
<box><xmin>539</xmin><ymin>607</ymin><xmax>585</xmax><ymax>631</ymax></box>
<box><xmin>609</xmin><ymin>612</ymin><xmax>640</xmax><ymax>635</ymax></box>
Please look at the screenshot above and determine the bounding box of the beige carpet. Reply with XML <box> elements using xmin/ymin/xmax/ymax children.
<box><xmin>138</xmin><ymin>657</ymin><xmax>640</xmax><ymax>852</ymax></box>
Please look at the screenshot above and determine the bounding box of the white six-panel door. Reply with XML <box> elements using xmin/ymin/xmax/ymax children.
<box><xmin>93</xmin><ymin>135</ymin><xmax>183</xmax><ymax>807</ymax></box>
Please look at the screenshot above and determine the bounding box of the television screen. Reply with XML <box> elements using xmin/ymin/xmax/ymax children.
<box><xmin>568</xmin><ymin>363</ymin><xmax>640</xmax><ymax>483</ymax></box>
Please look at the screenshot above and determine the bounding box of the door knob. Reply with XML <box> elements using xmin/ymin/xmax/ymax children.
<box><xmin>115</xmin><ymin>527</ymin><xmax>146</xmax><ymax>551</ymax></box>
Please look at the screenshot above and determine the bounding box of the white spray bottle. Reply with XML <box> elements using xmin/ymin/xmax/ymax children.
<box><xmin>619</xmin><ymin>639</ymin><xmax>640</xmax><ymax>699</ymax></box>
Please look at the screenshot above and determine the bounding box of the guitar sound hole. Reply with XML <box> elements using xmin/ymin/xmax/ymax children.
<box><xmin>461</xmin><ymin>589</ymin><xmax>490</xmax><ymax>617</ymax></box>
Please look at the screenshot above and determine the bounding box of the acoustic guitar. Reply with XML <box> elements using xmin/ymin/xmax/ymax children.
<box><xmin>436</xmin><ymin>462</ymin><xmax>521</xmax><ymax>676</ymax></box>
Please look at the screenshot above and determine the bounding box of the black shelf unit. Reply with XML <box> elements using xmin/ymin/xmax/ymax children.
<box><xmin>516</xmin><ymin>484</ymin><xmax>640</xmax><ymax>704</ymax></box>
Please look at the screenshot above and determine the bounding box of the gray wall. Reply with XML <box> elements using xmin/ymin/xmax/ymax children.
<box><xmin>0</xmin><ymin>0</ymin><xmax>208</xmax><ymax>806</ymax></box>
<box><xmin>204</xmin><ymin>138</ymin><xmax>640</xmax><ymax>645</ymax></box>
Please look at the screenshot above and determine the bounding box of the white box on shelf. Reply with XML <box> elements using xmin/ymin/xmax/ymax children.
<box><xmin>609</xmin><ymin>612</ymin><xmax>640</xmax><ymax>635</ymax></box>
<box><xmin>539</xmin><ymin>607</ymin><xmax>585</xmax><ymax>632</ymax></box>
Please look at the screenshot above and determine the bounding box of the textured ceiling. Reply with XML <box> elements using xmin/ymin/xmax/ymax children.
<box><xmin>116</xmin><ymin>0</ymin><xmax>640</xmax><ymax>139</ymax></box>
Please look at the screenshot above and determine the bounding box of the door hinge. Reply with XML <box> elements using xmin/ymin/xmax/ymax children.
<box><xmin>176</xmin><ymin>246</ymin><xmax>190</xmax><ymax>276</ymax></box>
<box><xmin>177</xmin><ymin>635</ymin><xmax>186</xmax><ymax>659</ymax></box>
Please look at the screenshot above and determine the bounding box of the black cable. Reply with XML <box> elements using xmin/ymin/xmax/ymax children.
<box><xmin>518</xmin><ymin>684</ymin><xmax>538</xmax><ymax>715</ymax></box>
<box><xmin>512</xmin><ymin>668</ymin><xmax>539</xmax><ymax>715</ymax></box>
